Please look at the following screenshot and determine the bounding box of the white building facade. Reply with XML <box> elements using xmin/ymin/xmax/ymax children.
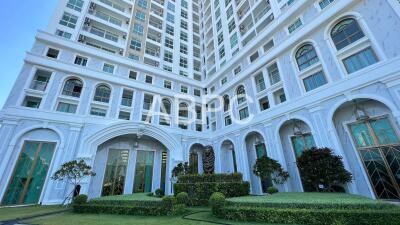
<box><xmin>1</xmin><ymin>0</ymin><xmax>400</xmax><ymax>205</ymax></box>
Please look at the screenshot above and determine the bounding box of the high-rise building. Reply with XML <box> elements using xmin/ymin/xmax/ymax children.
<box><xmin>1</xmin><ymin>0</ymin><xmax>400</xmax><ymax>205</ymax></box>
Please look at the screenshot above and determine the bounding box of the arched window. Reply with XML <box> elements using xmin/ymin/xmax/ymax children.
<box><xmin>179</xmin><ymin>102</ymin><xmax>189</xmax><ymax>118</ymax></box>
<box><xmin>161</xmin><ymin>99</ymin><xmax>172</xmax><ymax>115</ymax></box>
<box><xmin>62</xmin><ymin>78</ymin><xmax>83</xmax><ymax>98</ymax></box>
<box><xmin>223</xmin><ymin>95</ymin><xmax>230</xmax><ymax>112</ymax></box>
<box><xmin>331</xmin><ymin>18</ymin><xmax>365</xmax><ymax>50</ymax></box>
<box><xmin>236</xmin><ymin>85</ymin><xmax>246</xmax><ymax>104</ymax></box>
<box><xmin>94</xmin><ymin>85</ymin><xmax>111</xmax><ymax>103</ymax></box>
<box><xmin>295</xmin><ymin>44</ymin><xmax>319</xmax><ymax>71</ymax></box>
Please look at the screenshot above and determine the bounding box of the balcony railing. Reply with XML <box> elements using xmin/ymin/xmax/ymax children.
<box><xmin>30</xmin><ymin>80</ymin><xmax>48</xmax><ymax>91</ymax></box>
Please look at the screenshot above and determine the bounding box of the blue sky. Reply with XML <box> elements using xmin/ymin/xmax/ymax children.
<box><xmin>0</xmin><ymin>0</ymin><xmax>58</xmax><ymax>108</ymax></box>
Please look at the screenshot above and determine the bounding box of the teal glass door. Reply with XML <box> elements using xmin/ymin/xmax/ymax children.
<box><xmin>349</xmin><ymin>117</ymin><xmax>400</xmax><ymax>199</ymax></box>
<box><xmin>101</xmin><ymin>149</ymin><xmax>129</xmax><ymax>196</ymax></box>
<box><xmin>2</xmin><ymin>141</ymin><xmax>56</xmax><ymax>205</ymax></box>
<box><xmin>290</xmin><ymin>133</ymin><xmax>316</xmax><ymax>157</ymax></box>
<box><xmin>255</xmin><ymin>143</ymin><xmax>272</xmax><ymax>192</ymax></box>
<box><xmin>134</xmin><ymin>151</ymin><xmax>154</xmax><ymax>193</ymax></box>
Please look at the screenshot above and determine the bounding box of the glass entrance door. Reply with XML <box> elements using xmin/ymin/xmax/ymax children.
<box><xmin>349</xmin><ymin>116</ymin><xmax>400</xmax><ymax>199</ymax></box>
<box><xmin>133</xmin><ymin>151</ymin><xmax>154</xmax><ymax>193</ymax></box>
<box><xmin>255</xmin><ymin>143</ymin><xmax>272</xmax><ymax>192</ymax></box>
<box><xmin>101</xmin><ymin>149</ymin><xmax>129</xmax><ymax>196</ymax></box>
<box><xmin>2</xmin><ymin>141</ymin><xmax>56</xmax><ymax>205</ymax></box>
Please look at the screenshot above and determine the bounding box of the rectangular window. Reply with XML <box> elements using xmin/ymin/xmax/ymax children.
<box><xmin>181</xmin><ymin>85</ymin><xmax>188</xmax><ymax>93</ymax></box>
<box><xmin>196</xmin><ymin>124</ymin><xmax>202</xmax><ymax>132</ymax></box>
<box><xmin>74</xmin><ymin>56</ymin><xmax>88</xmax><ymax>66</ymax></box>
<box><xmin>239</xmin><ymin>107</ymin><xmax>249</xmax><ymax>120</ymax></box>
<box><xmin>66</xmin><ymin>0</ymin><xmax>84</xmax><ymax>12</ymax></box>
<box><xmin>165</xmin><ymin>37</ymin><xmax>174</xmax><ymax>49</ymax></box>
<box><xmin>145</xmin><ymin>75</ymin><xmax>153</xmax><ymax>84</ymax></box>
<box><xmin>263</xmin><ymin>39</ymin><xmax>274</xmax><ymax>52</ymax></box>
<box><xmin>234</xmin><ymin>66</ymin><xmax>241</xmax><ymax>75</ymax></box>
<box><xmin>230</xmin><ymin>33</ymin><xmax>238</xmax><ymax>48</ymax></box>
<box><xmin>23</xmin><ymin>96</ymin><xmax>42</xmax><ymax>108</ymax></box>
<box><xmin>143</xmin><ymin>94</ymin><xmax>153</xmax><ymax>110</ymax></box>
<box><xmin>130</xmin><ymin>39</ymin><xmax>142</xmax><ymax>51</ymax></box>
<box><xmin>303</xmin><ymin>71</ymin><xmax>327</xmax><ymax>92</ymax></box>
<box><xmin>221</xmin><ymin>77</ymin><xmax>227</xmax><ymax>85</ymax></box>
<box><xmin>319</xmin><ymin>0</ymin><xmax>335</xmax><ymax>9</ymax></box>
<box><xmin>267</xmin><ymin>63</ymin><xmax>281</xmax><ymax>85</ymax></box>
<box><xmin>343</xmin><ymin>47</ymin><xmax>378</xmax><ymax>74</ymax></box>
<box><xmin>135</xmin><ymin>11</ymin><xmax>146</xmax><ymax>21</ymax></box>
<box><xmin>46</xmin><ymin>48</ymin><xmax>59</xmax><ymax>59</ymax></box>
<box><xmin>164</xmin><ymin>51</ymin><xmax>173</xmax><ymax>63</ymax></box>
<box><xmin>180</xmin><ymin>44</ymin><xmax>188</xmax><ymax>54</ymax></box>
<box><xmin>219</xmin><ymin>47</ymin><xmax>225</xmax><ymax>59</ymax></box>
<box><xmin>103</xmin><ymin>63</ymin><xmax>115</xmax><ymax>74</ymax></box>
<box><xmin>225</xmin><ymin>116</ymin><xmax>232</xmax><ymax>126</ymax></box>
<box><xmin>121</xmin><ymin>89</ymin><xmax>134</xmax><ymax>107</ymax></box>
<box><xmin>180</xmin><ymin>57</ymin><xmax>188</xmax><ymax>68</ymax></box>
<box><xmin>166</xmin><ymin>25</ymin><xmax>174</xmax><ymax>35</ymax></box>
<box><xmin>30</xmin><ymin>69</ymin><xmax>51</xmax><ymax>91</ymax></box>
<box><xmin>90</xmin><ymin>107</ymin><xmax>107</xmax><ymax>117</ymax></box>
<box><xmin>129</xmin><ymin>70</ymin><xmax>137</xmax><ymax>80</ymax></box>
<box><xmin>118</xmin><ymin>111</ymin><xmax>131</xmax><ymax>120</ymax></box>
<box><xmin>259</xmin><ymin>96</ymin><xmax>270</xmax><ymax>111</ymax></box>
<box><xmin>57</xmin><ymin>102</ymin><xmax>77</xmax><ymax>113</ymax></box>
<box><xmin>228</xmin><ymin>19</ymin><xmax>236</xmax><ymax>33</ymax></box>
<box><xmin>164</xmin><ymin>80</ymin><xmax>172</xmax><ymax>89</ymax></box>
<box><xmin>133</xmin><ymin>24</ymin><xmax>144</xmax><ymax>35</ymax></box>
<box><xmin>250</xmin><ymin>51</ymin><xmax>259</xmax><ymax>62</ymax></box>
<box><xmin>194</xmin><ymin>89</ymin><xmax>201</xmax><ymax>97</ymax></box>
<box><xmin>288</xmin><ymin>18</ymin><xmax>302</xmax><ymax>33</ymax></box>
<box><xmin>59</xmin><ymin>12</ymin><xmax>78</xmax><ymax>29</ymax></box>
<box><xmin>167</xmin><ymin>13</ymin><xmax>175</xmax><ymax>23</ymax></box>
<box><xmin>138</xmin><ymin>0</ymin><xmax>148</xmax><ymax>9</ymax></box>
<box><xmin>55</xmin><ymin>29</ymin><xmax>72</xmax><ymax>39</ymax></box>
<box><xmin>254</xmin><ymin>73</ymin><xmax>266</xmax><ymax>92</ymax></box>
<box><xmin>196</xmin><ymin>105</ymin><xmax>202</xmax><ymax>120</ymax></box>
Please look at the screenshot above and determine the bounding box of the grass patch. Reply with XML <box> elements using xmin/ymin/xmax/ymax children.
<box><xmin>227</xmin><ymin>192</ymin><xmax>395</xmax><ymax>209</ymax></box>
<box><xmin>0</xmin><ymin>205</ymin><xmax>64</xmax><ymax>221</ymax></box>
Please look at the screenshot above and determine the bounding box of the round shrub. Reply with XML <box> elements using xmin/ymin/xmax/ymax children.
<box><xmin>267</xmin><ymin>187</ymin><xmax>279</xmax><ymax>195</ymax></box>
<box><xmin>209</xmin><ymin>192</ymin><xmax>225</xmax><ymax>215</ymax></box>
<box><xmin>155</xmin><ymin>188</ymin><xmax>164</xmax><ymax>197</ymax></box>
<box><xmin>73</xmin><ymin>194</ymin><xmax>88</xmax><ymax>205</ymax></box>
<box><xmin>176</xmin><ymin>192</ymin><xmax>189</xmax><ymax>205</ymax></box>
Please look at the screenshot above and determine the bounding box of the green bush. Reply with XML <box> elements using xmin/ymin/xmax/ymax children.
<box><xmin>209</xmin><ymin>192</ymin><xmax>225</xmax><ymax>215</ymax></box>
<box><xmin>155</xmin><ymin>188</ymin><xmax>164</xmax><ymax>198</ymax></box>
<box><xmin>174</xmin><ymin>181</ymin><xmax>249</xmax><ymax>205</ymax></box>
<box><xmin>176</xmin><ymin>192</ymin><xmax>189</xmax><ymax>205</ymax></box>
<box><xmin>73</xmin><ymin>194</ymin><xmax>88</xmax><ymax>205</ymax></box>
<box><xmin>177</xmin><ymin>173</ymin><xmax>243</xmax><ymax>183</ymax></box>
<box><xmin>218</xmin><ymin>206</ymin><xmax>400</xmax><ymax>225</ymax></box>
<box><xmin>267</xmin><ymin>187</ymin><xmax>279</xmax><ymax>195</ymax></box>
<box><xmin>75</xmin><ymin>194</ymin><xmax>186</xmax><ymax>216</ymax></box>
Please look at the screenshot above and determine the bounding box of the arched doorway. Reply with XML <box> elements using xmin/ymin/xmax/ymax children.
<box><xmin>332</xmin><ymin>99</ymin><xmax>400</xmax><ymax>200</ymax></box>
<box><xmin>188</xmin><ymin>144</ymin><xmax>205</xmax><ymax>174</ymax></box>
<box><xmin>89</xmin><ymin>134</ymin><xmax>169</xmax><ymax>198</ymax></box>
<box><xmin>279</xmin><ymin>119</ymin><xmax>316</xmax><ymax>192</ymax></box>
<box><xmin>1</xmin><ymin>128</ymin><xmax>60</xmax><ymax>205</ymax></box>
<box><xmin>245</xmin><ymin>131</ymin><xmax>271</xmax><ymax>194</ymax></box>
<box><xmin>220</xmin><ymin>140</ymin><xmax>237</xmax><ymax>173</ymax></box>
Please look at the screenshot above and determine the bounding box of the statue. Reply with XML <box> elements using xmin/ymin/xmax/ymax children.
<box><xmin>202</xmin><ymin>145</ymin><xmax>215</xmax><ymax>174</ymax></box>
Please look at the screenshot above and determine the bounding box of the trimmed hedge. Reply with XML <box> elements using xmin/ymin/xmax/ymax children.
<box><xmin>75</xmin><ymin>195</ymin><xmax>185</xmax><ymax>216</ymax></box>
<box><xmin>174</xmin><ymin>181</ymin><xmax>249</xmax><ymax>205</ymax></box>
<box><xmin>219</xmin><ymin>206</ymin><xmax>400</xmax><ymax>225</ymax></box>
<box><xmin>177</xmin><ymin>173</ymin><xmax>244</xmax><ymax>183</ymax></box>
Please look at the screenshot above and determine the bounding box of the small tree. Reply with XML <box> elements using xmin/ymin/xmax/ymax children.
<box><xmin>52</xmin><ymin>159</ymin><xmax>96</xmax><ymax>204</ymax></box>
<box><xmin>172</xmin><ymin>162</ymin><xmax>190</xmax><ymax>178</ymax></box>
<box><xmin>296</xmin><ymin>147</ymin><xmax>352</xmax><ymax>192</ymax></box>
<box><xmin>253</xmin><ymin>156</ymin><xmax>289</xmax><ymax>185</ymax></box>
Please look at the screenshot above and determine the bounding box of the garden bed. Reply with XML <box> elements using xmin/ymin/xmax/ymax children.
<box><xmin>214</xmin><ymin>193</ymin><xmax>400</xmax><ymax>225</ymax></box>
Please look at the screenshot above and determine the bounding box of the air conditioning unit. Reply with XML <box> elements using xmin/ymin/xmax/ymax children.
<box><xmin>122</xmin><ymin>34</ymin><xmax>127</xmax><ymax>39</ymax></box>
<box><xmin>119</xmin><ymin>49</ymin><xmax>124</xmax><ymax>55</ymax></box>
<box><xmin>78</xmin><ymin>35</ymin><xmax>86</xmax><ymax>43</ymax></box>
<box><xmin>157</xmin><ymin>33</ymin><xmax>162</xmax><ymax>37</ymax></box>
<box><xmin>126</xmin><ymin>20</ymin><xmax>130</xmax><ymax>25</ymax></box>
<box><xmin>90</xmin><ymin>2</ymin><xmax>96</xmax><ymax>10</ymax></box>
<box><xmin>84</xmin><ymin>18</ymin><xmax>91</xmax><ymax>25</ymax></box>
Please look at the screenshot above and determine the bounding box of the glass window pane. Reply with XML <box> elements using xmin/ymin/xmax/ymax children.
<box><xmin>370</xmin><ymin>118</ymin><xmax>400</xmax><ymax>145</ymax></box>
<box><xmin>349</xmin><ymin>122</ymin><xmax>374</xmax><ymax>147</ymax></box>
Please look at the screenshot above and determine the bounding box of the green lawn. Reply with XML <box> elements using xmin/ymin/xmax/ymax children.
<box><xmin>24</xmin><ymin>209</ymin><xmax>280</xmax><ymax>225</ymax></box>
<box><xmin>0</xmin><ymin>205</ymin><xmax>65</xmax><ymax>221</ymax></box>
